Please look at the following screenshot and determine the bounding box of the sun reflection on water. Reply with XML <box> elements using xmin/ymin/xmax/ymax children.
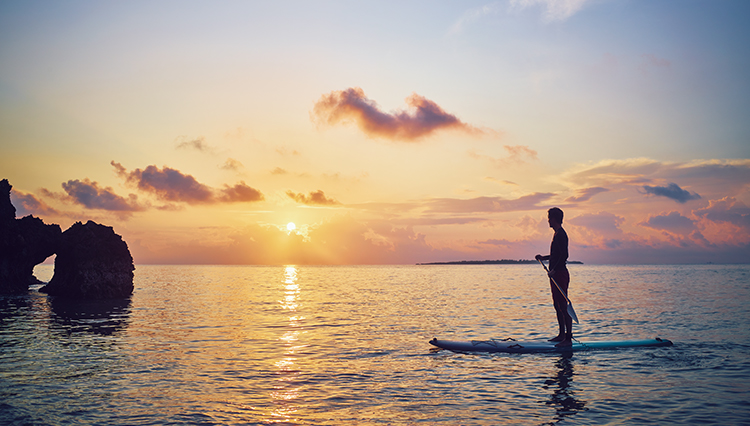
<box><xmin>268</xmin><ymin>266</ymin><xmax>305</xmax><ymax>423</ymax></box>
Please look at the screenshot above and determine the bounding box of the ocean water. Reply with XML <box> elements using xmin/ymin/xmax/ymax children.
<box><xmin>1</xmin><ymin>264</ymin><xmax>749</xmax><ymax>425</ymax></box>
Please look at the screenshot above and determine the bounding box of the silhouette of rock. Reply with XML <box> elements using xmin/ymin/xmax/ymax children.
<box><xmin>0</xmin><ymin>179</ymin><xmax>15</xmax><ymax>221</ymax></box>
<box><xmin>41</xmin><ymin>221</ymin><xmax>134</xmax><ymax>299</ymax></box>
<box><xmin>1</xmin><ymin>179</ymin><xmax>134</xmax><ymax>299</ymax></box>
<box><xmin>0</xmin><ymin>179</ymin><xmax>62</xmax><ymax>294</ymax></box>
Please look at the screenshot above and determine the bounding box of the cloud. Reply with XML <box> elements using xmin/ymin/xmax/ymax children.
<box><xmin>640</xmin><ymin>54</ymin><xmax>671</xmax><ymax>75</ymax></box>
<box><xmin>271</xmin><ymin>167</ymin><xmax>289</xmax><ymax>175</ymax></box>
<box><xmin>312</xmin><ymin>87</ymin><xmax>482</xmax><ymax>141</ymax></box>
<box><xmin>563</xmin><ymin>158</ymin><xmax>663</xmax><ymax>186</ymax></box>
<box><xmin>510</xmin><ymin>0</ymin><xmax>590</xmax><ymax>22</ymax></box>
<box><xmin>504</xmin><ymin>145</ymin><xmax>538</xmax><ymax>161</ymax></box>
<box><xmin>478</xmin><ymin>238</ymin><xmax>513</xmax><ymax>246</ymax></box>
<box><xmin>113</xmin><ymin>162</ymin><xmax>214</xmax><ymax>203</ymax></box>
<box><xmin>60</xmin><ymin>179</ymin><xmax>144</xmax><ymax>212</ymax></box>
<box><xmin>694</xmin><ymin>197</ymin><xmax>750</xmax><ymax>229</ymax></box>
<box><xmin>426</xmin><ymin>192</ymin><xmax>555</xmax><ymax>213</ymax></box>
<box><xmin>395</xmin><ymin>216</ymin><xmax>488</xmax><ymax>226</ymax></box>
<box><xmin>449</xmin><ymin>0</ymin><xmax>590</xmax><ymax>36</ymax></box>
<box><xmin>286</xmin><ymin>190</ymin><xmax>341</xmax><ymax>206</ymax></box>
<box><xmin>112</xmin><ymin>161</ymin><xmax>263</xmax><ymax>204</ymax></box>
<box><xmin>130</xmin><ymin>216</ymin><xmax>470</xmax><ymax>265</ymax></box>
<box><xmin>220</xmin><ymin>158</ymin><xmax>244</xmax><ymax>171</ymax></box>
<box><xmin>564</xmin><ymin>159</ymin><xmax>750</xmax><ymax>193</ymax></box>
<box><xmin>568</xmin><ymin>211</ymin><xmax>625</xmax><ymax>234</ymax></box>
<box><xmin>485</xmin><ymin>177</ymin><xmax>518</xmax><ymax>186</ymax></box>
<box><xmin>276</xmin><ymin>147</ymin><xmax>301</xmax><ymax>156</ymax></box>
<box><xmin>642</xmin><ymin>183</ymin><xmax>701</xmax><ymax>203</ymax></box>
<box><xmin>176</xmin><ymin>136</ymin><xmax>211</xmax><ymax>151</ymax></box>
<box><xmin>469</xmin><ymin>146</ymin><xmax>537</xmax><ymax>167</ymax></box>
<box><xmin>565</xmin><ymin>187</ymin><xmax>609</xmax><ymax>202</ymax></box>
<box><xmin>127</xmin><ymin>209</ymin><xmax>750</xmax><ymax>266</ymax></box>
<box><xmin>219</xmin><ymin>182</ymin><xmax>264</xmax><ymax>202</ymax></box>
<box><xmin>567</xmin><ymin>211</ymin><xmax>630</xmax><ymax>250</ymax></box>
<box><xmin>640</xmin><ymin>212</ymin><xmax>696</xmax><ymax>233</ymax></box>
<box><xmin>448</xmin><ymin>2</ymin><xmax>501</xmax><ymax>35</ymax></box>
<box><xmin>10</xmin><ymin>191</ymin><xmax>60</xmax><ymax>217</ymax></box>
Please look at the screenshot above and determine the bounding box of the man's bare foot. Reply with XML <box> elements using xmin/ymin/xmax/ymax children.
<box><xmin>555</xmin><ymin>339</ymin><xmax>572</xmax><ymax>347</ymax></box>
<box><xmin>548</xmin><ymin>335</ymin><xmax>565</xmax><ymax>342</ymax></box>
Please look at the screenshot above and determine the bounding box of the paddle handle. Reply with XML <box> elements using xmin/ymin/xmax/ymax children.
<box><xmin>537</xmin><ymin>259</ymin><xmax>572</xmax><ymax>305</ymax></box>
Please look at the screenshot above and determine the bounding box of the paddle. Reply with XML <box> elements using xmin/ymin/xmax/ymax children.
<box><xmin>538</xmin><ymin>259</ymin><xmax>580</xmax><ymax>324</ymax></box>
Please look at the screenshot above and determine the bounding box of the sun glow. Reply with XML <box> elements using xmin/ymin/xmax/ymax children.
<box><xmin>286</xmin><ymin>222</ymin><xmax>296</xmax><ymax>232</ymax></box>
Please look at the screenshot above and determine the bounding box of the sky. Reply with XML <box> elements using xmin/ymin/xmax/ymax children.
<box><xmin>1</xmin><ymin>0</ymin><xmax>749</xmax><ymax>265</ymax></box>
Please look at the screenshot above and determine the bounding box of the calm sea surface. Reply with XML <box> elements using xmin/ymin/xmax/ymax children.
<box><xmin>1</xmin><ymin>264</ymin><xmax>749</xmax><ymax>425</ymax></box>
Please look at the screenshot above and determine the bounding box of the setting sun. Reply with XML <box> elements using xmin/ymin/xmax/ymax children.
<box><xmin>286</xmin><ymin>222</ymin><xmax>296</xmax><ymax>232</ymax></box>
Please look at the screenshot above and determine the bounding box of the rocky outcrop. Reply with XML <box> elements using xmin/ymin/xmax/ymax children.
<box><xmin>1</xmin><ymin>179</ymin><xmax>134</xmax><ymax>299</ymax></box>
<box><xmin>0</xmin><ymin>179</ymin><xmax>62</xmax><ymax>294</ymax></box>
<box><xmin>0</xmin><ymin>179</ymin><xmax>15</xmax><ymax>222</ymax></box>
<box><xmin>40</xmin><ymin>221</ymin><xmax>134</xmax><ymax>299</ymax></box>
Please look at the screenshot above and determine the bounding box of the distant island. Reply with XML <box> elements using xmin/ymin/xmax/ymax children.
<box><xmin>417</xmin><ymin>259</ymin><xmax>584</xmax><ymax>265</ymax></box>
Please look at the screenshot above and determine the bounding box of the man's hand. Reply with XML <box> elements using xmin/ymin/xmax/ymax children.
<box><xmin>548</xmin><ymin>269</ymin><xmax>555</xmax><ymax>277</ymax></box>
<box><xmin>535</xmin><ymin>254</ymin><xmax>543</xmax><ymax>261</ymax></box>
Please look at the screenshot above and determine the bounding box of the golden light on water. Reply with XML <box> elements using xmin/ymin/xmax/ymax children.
<box><xmin>270</xmin><ymin>265</ymin><xmax>303</xmax><ymax>423</ymax></box>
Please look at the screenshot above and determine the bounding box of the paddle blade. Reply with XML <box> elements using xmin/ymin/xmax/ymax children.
<box><xmin>567</xmin><ymin>302</ymin><xmax>580</xmax><ymax>324</ymax></box>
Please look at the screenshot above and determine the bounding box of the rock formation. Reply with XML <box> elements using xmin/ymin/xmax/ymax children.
<box><xmin>0</xmin><ymin>179</ymin><xmax>61</xmax><ymax>294</ymax></box>
<box><xmin>40</xmin><ymin>221</ymin><xmax>134</xmax><ymax>299</ymax></box>
<box><xmin>1</xmin><ymin>179</ymin><xmax>134</xmax><ymax>299</ymax></box>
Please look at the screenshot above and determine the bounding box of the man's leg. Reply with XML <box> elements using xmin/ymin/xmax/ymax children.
<box><xmin>555</xmin><ymin>270</ymin><xmax>573</xmax><ymax>347</ymax></box>
<box><xmin>549</xmin><ymin>286</ymin><xmax>566</xmax><ymax>342</ymax></box>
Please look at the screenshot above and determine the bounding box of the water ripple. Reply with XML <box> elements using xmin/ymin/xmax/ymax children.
<box><xmin>0</xmin><ymin>264</ymin><xmax>748</xmax><ymax>424</ymax></box>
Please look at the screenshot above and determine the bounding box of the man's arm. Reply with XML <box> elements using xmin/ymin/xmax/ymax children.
<box><xmin>535</xmin><ymin>254</ymin><xmax>556</xmax><ymax>277</ymax></box>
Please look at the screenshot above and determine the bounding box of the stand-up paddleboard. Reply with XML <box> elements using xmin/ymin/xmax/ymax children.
<box><xmin>429</xmin><ymin>337</ymin><xmax>672</xmax><ymax>353</ymax></box>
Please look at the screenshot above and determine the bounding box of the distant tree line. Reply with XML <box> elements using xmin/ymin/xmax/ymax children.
<box><xmin>417</xmin><ymin>259</ymin><xmax>584</xmax><ymax>265</ymax></box>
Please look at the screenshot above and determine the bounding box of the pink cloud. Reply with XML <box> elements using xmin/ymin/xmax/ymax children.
<box><xmin>504</xmin><ymin>145</ymin><xmax>538</xmax><ymax>161</ymax></box>
<box><xmin>10</xmin><ymin>191</ymin><xmax>60</xmax><ymax>217</ymax></box>
<box><xmin>566</xmin><ymin>211</ymin><xmax>630</xmax><ymax>250</ymax></box>
<box><xmin>312</xmin><ymin>87</ymin><xmax>482</xmax><ymax>141</ymax></box>
<box><xmin>640</xmin><ymin>211</ymin><xmax>696</xmax><ymax>233</ymax></box>
<box><xmin>694</xmin><ymin>197</ymin><xmax>750</xmax><ymax>229</ymax></box>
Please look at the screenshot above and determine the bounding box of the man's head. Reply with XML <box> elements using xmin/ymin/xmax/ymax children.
<box><xmin>548</xmin><ymin>207</ymin><xmax>564</xmax><ymax>227</ymax></box>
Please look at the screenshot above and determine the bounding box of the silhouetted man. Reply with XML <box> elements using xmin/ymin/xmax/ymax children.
<box><xmin>536</xmin><ymin>207</ymin><xmax>572</xmax><ymax>347</ymax></box>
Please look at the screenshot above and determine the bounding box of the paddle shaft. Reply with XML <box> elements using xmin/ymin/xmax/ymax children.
<box><xmin>537</xmin><ymin>259</ymin><xmax>572</xmax><ymax>305</ymax></box>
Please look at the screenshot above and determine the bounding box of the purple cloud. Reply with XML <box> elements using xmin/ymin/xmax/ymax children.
<box><xmin>112</xmin><ymin>161</ymin><xmax>264</xmax><ymax>204</ymax></box>
<box><xmin>312</xmin><ymin>87</ymin><xmax>482</xmax><ymax>141</ymax></box>
<box><xmin>642</xmin><ymin>183</ymin><xmax>700</xmax><ymax>203</ymax></box>
<box><xmin>10</xmin><ymin>191</ymin><xmax>60</xmax><ymax>217</ymax></box>
<box><xmin>61</xmin><ymin>179</ymin><xmax>143</xmax><ymax>211</ymax></box>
